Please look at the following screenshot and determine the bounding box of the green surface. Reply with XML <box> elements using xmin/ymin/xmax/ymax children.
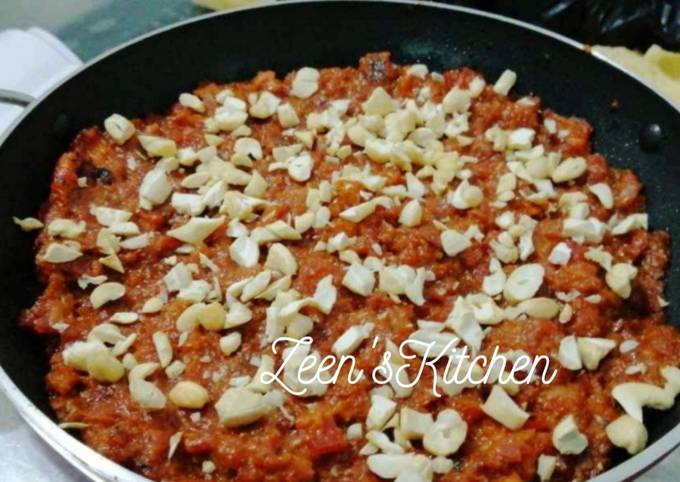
<box><xmin>0</xmin><ymin>0</ymin><xmax>206</xmax><ymax>60</ymax></box>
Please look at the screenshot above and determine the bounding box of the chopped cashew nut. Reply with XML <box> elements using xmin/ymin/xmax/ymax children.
<box><xmin>605</xmin><ymin>263</ymin><xmax>638</xmax><ymax>298</ymax></box>
<box><xmin>169</xmin><ymin>381</ymin><xmax>209</xmax><ymax>409</ymax></box>
<box><xmin>493</xmin><ymin>70</ymin><xmax>517</xmax><ymax>95</ymax></box>
<box><xmin>215</xmin><ymin>386</ymin><xmax>274</xmax><ymax>427</ymax></box>
<box><xmin>518</xmin><ymin>298</ymin><xmax>559</xmax><ymax>319</ymax></box>
<box><xmin>332</xmin><ymin>323</ymin><xmax>374</xmax><ymax>356</ymax></box>
<box><xmin>422</xmin><ymin>409</ymin><xmax>468</xmax><ymax>456</ymax></box>
<box><xmin>179</xmin><ymin>93</ymin><xmax>205</xmax><ymax>112</ymax></box>
<box><xmin>400</xmin><ymin>407</ymin><xmax>434</xmax><ymax>440</ymax></box>
<box><xmin>229</xmin><ymin>236</ymin><xmax>260</xmax><ymax>267</ymax></box>
<box><xmin>152</xmin><ymin>331</ymin><xmax>173</xmax><ymax>367</ymax></box>
<box><xmin>606</xmin><ymin>414</ymin><xmax>648</xmax><ymax>454</ymax></box>
<box><xmin>503</xmin><ymin>263</ymin><xmax>544</xmax><ymax>303</ymax></box>
<box><xmin>441</xmin><ymin>229</ymin><xmax>471</xmax><ymax>257</ymax></box>
<box><xmin>342</xmin><ymin>263</ymin><xmax>375</xmax><ymax>296</ymax></box>
<box><xmin>219</xmin><ymin>333</ymin><xmax>242</xmax><ymax>356</ymax></box>
<box><xmin>42</xmin><ymin>243</ymin><xmax>82</xmax><ymax>263</ymax></box>
<box><xmin>399</xmin><ymin>199</ymin><xmax>422</xmax><ymax>227</ymax></box>
<box><xmin>13</xmin><ymin>216</ymin><xmax>44</xmax><ymax>231</ymax></box>
<box><xmin>558</xmin><ymin>335</ymin><xmax>582</xmax><ymax>371</ymax></box>
<box><xmin>366</xmin><ymin>453</ymin><xmax>432</xmax><ymax>480</ymax></box>
<box><xmin>249</xmin><ymin>92</ymin><xmax>280</xmax><ymax>119</ymax></box>
<box><xmin>168</xmin><ymin>217</ymin><xmax>224</xmax><ymax>245</ymax></box>
<box><xmin>362</xmin><ymin>87</ymin><xmax>395</xmax><ymax>116</ymax></box>
<box><xmin>481</xmin><ymin>385</ymin><xmax>529</xmax><ymax>430</ymax></box>
<box><xmin>577</xmin><ymin>337</ymin><xmax>616</xmax><ymax>370</ymax></box>
<box><xmin>104</xmin><ymin>114</ymin><xmax>135</xmax><ymax>144</ymax></box>
<box><xmin>611</xmin><ymin>382</ymin><xmax>673</xmax><ymax>422</ymax></box>
<box><xmin>265</xmin><ymin>243</ymin><xmax>298</xmax><ymax>275</ymax></box>
<box><xmin>552</xmin><ymin>157</ymin><xmax>587</xmax><ymax>183</ymax></box>
<box><xmin>128</xmin><ymin>363</ymin><xmax>167</xmax><ymax>410</ymax></box>
<box><xmin>366</xmin><ymin>395</ymin><xmax>397</xmax><ymax>431</ymax></box>
<box><xmin>291</xmin><ymin>67</ymin><xmax>320</xmax><ymax>98</ymax></box>
<box><xmin>47</xmin><ymin>219</ymin><xmax>86</xmax><ymax>238</ymax></box>
<box><xmin>537</xmin><ymin>455</ymin><xmax>557</xmax><ymax>482</ymax></box>
<box><xmin>90</xmin><ymin>282</ymin><xmax>125</xmax><ymax>309</ymax></box>
<box><xmin>548</xmin><ymin>242</ymin><xmax>571</xmax><ymax>265</ymax></box>
<box><xmin>138</xmin><ymin>134</ymin><xmax>176</xmax><ymax>157</ymax></box>
<box><xmin>552</xmin><ymin>415</ymin><xmax>588</xmax><ymax>454</ymax></box>
<box><xmin>589</xmin><ymin>183</ymin><xmax>614</xmax><ymax>209</ymax></box>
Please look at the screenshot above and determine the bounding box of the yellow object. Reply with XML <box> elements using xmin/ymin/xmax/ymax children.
<box><xmin>594</xmin><ymin>44</ymin><xmax>680</xmax><ymax>107</ymax></box>
<box><xmin>193</xmin><ymin>0</ymin><xmax>263</xmax><ymax>10</ymax></box>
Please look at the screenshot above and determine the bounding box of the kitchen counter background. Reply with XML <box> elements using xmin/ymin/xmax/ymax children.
<box><xmin>0</xmin><ymin>0</ymin><xmax>678</xmax><ymax>480</ymax></box>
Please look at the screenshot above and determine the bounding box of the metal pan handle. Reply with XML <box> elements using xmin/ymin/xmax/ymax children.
<box><xmin>0</xmin><ymin>89</ymin><xmax>35</xmax><ymax>107</ymax></box>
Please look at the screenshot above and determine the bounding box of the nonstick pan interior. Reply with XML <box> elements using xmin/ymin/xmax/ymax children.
<box><xmin>0</xmin><ymin>0</ymin><xmax>679</xmax><ymax>475</ymax></box>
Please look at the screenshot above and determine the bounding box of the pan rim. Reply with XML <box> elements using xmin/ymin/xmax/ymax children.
<box><xmin>1</xmin><ymin>1</ymin><xmax>679</xmax><ymax>481</ymax></box>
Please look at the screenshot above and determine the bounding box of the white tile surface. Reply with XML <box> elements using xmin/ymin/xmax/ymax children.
<box><xmin>0</xmin><ymin>391</ymin><xmax>86</xmax><ymax>482</ymax></box>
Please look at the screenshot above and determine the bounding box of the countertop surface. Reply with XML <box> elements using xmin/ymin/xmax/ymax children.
<box><xmin>0</xmin><ymin>0</ymin><xmax>678</xmax><ymax>480</ymax></box>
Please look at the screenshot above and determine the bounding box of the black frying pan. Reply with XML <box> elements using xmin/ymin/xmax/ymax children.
<box><xmin>1</xmin><ymin>1</ymin><xmax>679</xmax><ymax>480</ymax></box>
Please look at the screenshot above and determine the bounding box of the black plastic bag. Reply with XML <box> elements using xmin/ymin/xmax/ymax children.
<box><xmin>452</xmin><ymin>1</ymin><xmax>680</xmax><ymax>50</ymax></box>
